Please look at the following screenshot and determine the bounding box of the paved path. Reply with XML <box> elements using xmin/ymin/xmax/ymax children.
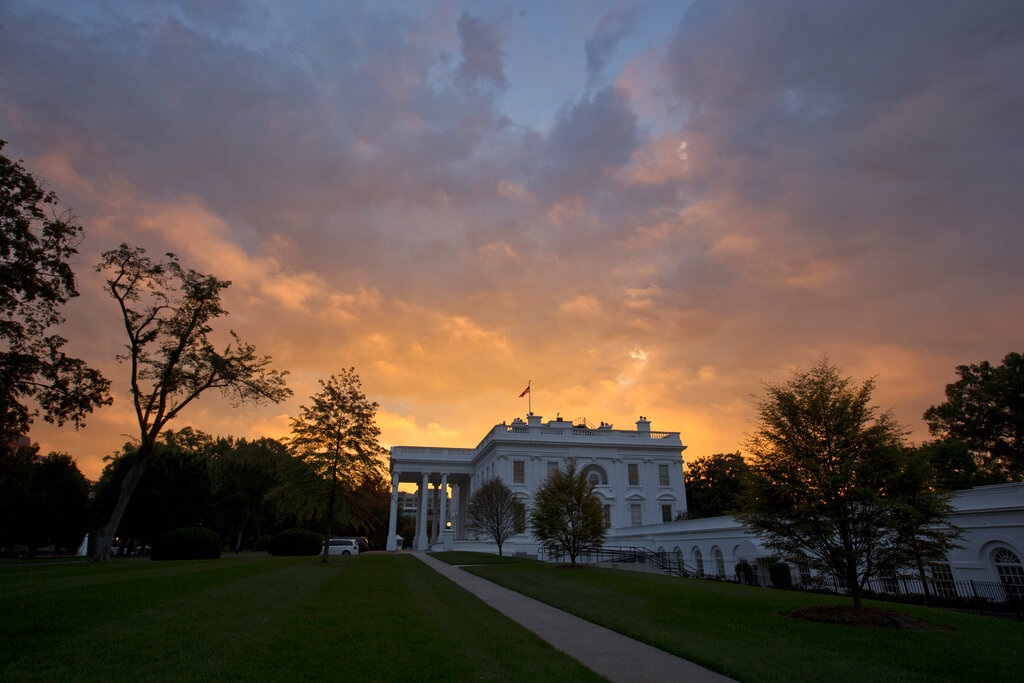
<box><xmin>412</xmin><ymin>552</ymin><xmax>736</xmax><ymax>683</ymax></box>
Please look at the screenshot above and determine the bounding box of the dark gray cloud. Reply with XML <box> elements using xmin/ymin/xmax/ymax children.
<box><xmin>2</xmin><ymin>0</ymin><xmax>1021</xmax><ymax>475</ymax></box>
<box><xmin>585</xmin><ymin>5</ymin><xmax>640</xmax><ymax>88</ymax></box>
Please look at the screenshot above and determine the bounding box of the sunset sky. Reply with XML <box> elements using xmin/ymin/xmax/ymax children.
<box><xmin>3</xmin><ymin>1</ymin><xmax>1022</xmax><ymax>481</ymax></box>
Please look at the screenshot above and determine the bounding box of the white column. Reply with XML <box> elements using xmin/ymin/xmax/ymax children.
<box><xmin>438</xmin><ymin>473</ymin><xmax>449</xmax><ymax>535</ymax></box>
<box><xmin>416</xmin><ymin>473</ymin><xmax>430</xmax><ymax>550</ymax></box>
<box><xmin>430</xmin><ymin>483</ymin><xmax>440</xmax><ymax>544</ymax></box>
<box><xmin>385</xmin><ymin>472</ymin><xmax>400</xmax><ymax>551</ymax></box>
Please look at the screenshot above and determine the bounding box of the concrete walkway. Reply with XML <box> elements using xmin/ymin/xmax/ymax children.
<box><xmin>412</xmin><ymin>552</ymin><xmax>735</xmax><ymax>683</ymax></box>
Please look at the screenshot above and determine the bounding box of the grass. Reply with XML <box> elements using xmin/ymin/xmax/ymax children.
<box><xmin>0</xmin><ymin>554</ymin><xmax>601</xmax><ymax>682</ymax></box>
<box><xmin>456</xmin><ymin>556</ymin><xmax>1024</xmax><ymax>683</ymax></box>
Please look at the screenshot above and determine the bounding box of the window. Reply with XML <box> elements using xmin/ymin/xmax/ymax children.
<box><xmin>513</xmin><ymin>460</ymin><xmax>524</xmax><ymax>484</ymax></box>
<box><xmin>630</xmin><ymin>504</ymin><xmax>642</xmax><ymax>526</ymax></box>
<box><xmin>603</xmin><ymin>504</ymin><xmax>612</xmax><ymax>528</ymax></box>
<box><xmin>513</xmin><ymin>500</ymin><xmax>527</xmax><ymax>534</ymax></box>
<box><xmin>582</xmin><ymin>464</ymin><xmax>608</xmax><ymax>486</ymax></box>
<box><xmin>929</xmin><ymin>562</ymin><xmax>956</xmax><ymax>598</ymax></box>
<box><xmin>713</xmin><ymin>548</ymin><xmax>725</xmax><ymax>578</ymax></box>
<box><xmin>547</xmin><ymin>461</ymin><xmax>559</xmax><ymax>479</ymax></box>
<box><xmin>994</xmin><ymin>548</ymin><xmax>1024</xmax><ymax>599</ymax></box>
<box><xmin>627</xmin><ymin>463</ymin><xmax>639</xmax><ymax>486</ymax></box>
<box><xmin>658</xmin><ymin>464</ymin><xmax>669</xmax><ymax>486</ymax></box>
<box><xmin>694</xmin><ymin>549</ymin><xmax>705</xmax><ymax>578</ymax></box>
<box><xmin>661</xmin><ymin>504</ymin><xmax>673</xmax><ymax>523</ymax></box>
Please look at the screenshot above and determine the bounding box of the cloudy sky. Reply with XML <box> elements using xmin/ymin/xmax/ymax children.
<box><xmin>3</xmin><ymin>0</ymin><xmax>1022</xmax><ymax>480</ymax></box>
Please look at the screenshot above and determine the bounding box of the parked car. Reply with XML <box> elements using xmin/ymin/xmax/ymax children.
<box><xmin>324</xmin><ymin>537</ymin><xmax>360</xmax><ymax>556</ymax></box>
<box><xmin>353</xmin><ymin>536</ymin><xmax>369</xmax><ymax>553</ymax></box>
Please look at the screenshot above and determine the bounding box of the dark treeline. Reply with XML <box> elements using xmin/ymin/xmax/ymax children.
<box><xmin>1</xmin><ymin>426</ymin><xmax>391</xmax><ymax>557</ymax></box>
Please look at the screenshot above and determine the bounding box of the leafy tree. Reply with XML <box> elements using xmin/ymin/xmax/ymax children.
<box><xmin>0</xmin><ymin>444</ymin><xmax>89</xmax><ymax>554</ymax></box>
<box><xmin>738</xmin><ymin>359</ymin><xmax>955</xmax><ymax>609</ymax></box>
<box><xmin>90</xmin><ymin>244</ymin><xmax>291</xmax><ymax>561</ymax></box>
<box><xmin>529</xmin><ymin>459</ymin><xmax>606</xmax><ymax>566</ymax></box>
<box><xmin>467</xmin><ymin>477</ymin><xmax>519</xmax><ymax>556</ymax></box>
<box><xmin>287</xmin><ymin>369</ymin><xmax>386</xmax><ymax>563</ymax></box>
<box><xmin>684</xmin><ymin>452</ymin><xmax>750</xmax><ymax>519</ymax></box>
<box><xmin>1</xmin><ymin>141</ymin><xmax>111</xmax><ymax>449</ymax></box>
<box><xmin>913</xmin><ymin>439</ymin><xmax>1004</xmax><ymax>491</ymax></box>
<box><xmin>924</xmin><ymin>352</ymin><xmax>1024</xmax><ymax>481</ymax></box>
<box><xmin>91</xmin><ymin>428</ymin><xmax>216</xmax><ymax>553</ymax></box>
<box><xmin>874</xmin><ymin>446</ymin><xmax>961</xmax><ymax>603</ymax></box>
<box><xmin>208</xmin><ymin>436</ymin><xmax>290</xmax><ymax>552</ymax></box>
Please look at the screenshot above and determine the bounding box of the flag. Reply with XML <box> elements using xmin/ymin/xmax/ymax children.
<box><xmin>519</xmin><ymin>384</ymin><xmax>530</xmax><ymax>398</ymax></box>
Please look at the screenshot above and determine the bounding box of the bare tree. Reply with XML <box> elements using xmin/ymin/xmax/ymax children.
<box><xmin>90</xmin><ymin>244</ymin><xmax>291</xmax><ymax>561</ymax></box>
<box><xmin>467</xmin><ymin>477</ymin><xmax>518</xmax><ymax>556</ymax></box>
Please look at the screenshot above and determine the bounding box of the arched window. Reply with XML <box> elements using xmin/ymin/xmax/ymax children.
<box><xmin>693</xmin><ymin>548</ymin><xmax>705</xmax><ymax>578</ymax></box>
<box><xmin>674</xmin><ymin>546</ymin><xmax>683</xmax><ymax>570</ymax></box>
<box><xmin>713</xmin><ymin>547</ymin><xmax>725</xmax><ymax>578</ymax></box>
<box><xmin>581</xmin><ymin>464</ymin><xmax>608</xmax><ymax>486</ymax></box>
<box><xmin>994</xmin><ymin>547</ymin><xmax>1024</xmax><ymax>598</ymax></box>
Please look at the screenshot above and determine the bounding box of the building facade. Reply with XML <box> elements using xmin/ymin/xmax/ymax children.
<box><xmin>386</xmin><ymin>413</ymin><xmax>687</xmax><ymax>553</ymax></box>
<box><xmin>385</xmin><ymin>412</ymin><xmax>1024</xmax><ymax>592</ymax></box>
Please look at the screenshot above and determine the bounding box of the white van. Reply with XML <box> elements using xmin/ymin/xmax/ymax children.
<box><xmin>324</xmin><ymin>537</ymin><xmax>360</xmax><ymax>555</ymax></box>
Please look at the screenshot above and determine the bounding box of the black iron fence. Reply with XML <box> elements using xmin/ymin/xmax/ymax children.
<box><xmin>538</xmin><ymin>545</ymin><xmax>1023</xmax><ymax>620</ymax></box>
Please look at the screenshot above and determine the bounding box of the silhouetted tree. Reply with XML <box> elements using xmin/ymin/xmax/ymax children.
<box><xmin>739</xmin><ymin>359</ymin><xmax>955</xmax><ymax>609</ymax></box>
<box><xmin>684</xmin><ymin>452</ymin><xmax>750</xmax><ymax>518</ymax></box>
<box><xmin>287</xmin><ymin>369</ymin><xmax>385</xmax><ymax>563</ymax></box>
<box><xmin>90</xmin><ymin>244</ymin><xmax>291</xmax><ymax>561</ymax></box>
<box><xmin>208</xmin><ymin>436</ymin><xmax>290</xmax><ymax>552</ymax></box>
<box><xmin>1</xmin><ymin>141</ymin><xmax>110</xmax><ymax>449</ymax></box>
<box><xmin>1</xmin><ymin>444</ymin><xmax>89</xmax><ymax>554</ymax></box>
<box><xmin>467</xmin><ymin>477</ymin><xmax>518</xmax><ymax>556</ymax></box>
<box><xmin>924</xmin><ymin>352</ymin><xmax>1024</xmax><ymax>481</ymax></box>
<box><xmin>529</xmin><ymin>459</ymin><xmax>606</xmax><ymax>566</ymax></box>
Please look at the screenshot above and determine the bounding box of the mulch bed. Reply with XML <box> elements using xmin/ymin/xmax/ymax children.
<box><xmin>788</xmin><ymin>605</ymin><xmax>954</xmax><ymax>631</ymax></box>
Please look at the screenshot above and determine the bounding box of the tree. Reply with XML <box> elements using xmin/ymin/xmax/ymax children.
<box><xmin>208</xmin><ymin>436</ymin><xmax>290</xmax><ymax>552</ymax></box>
<box><xmin>90</xmin><ymin>244</ymin><xmax>291</xmax><ymax>561</ymax></box>
<box><xmin>924</xmin><ymin>352</ymin><xmax>1024</xmax><ymax>482</ymax></box>
<box><xmin>287</xmin><ymin>369</ymin><xmax>385</xmax><ymax>563</ymax></box>
<box><xmin>874</xmin><ymin>446</ymin><xmax>961</xmax><ymax>604</ymax></box>
<box><xmin>684</xmin><ymin>452</ymin><xmax>750</xmax><ymax>519</ymax></box>
<box><xmin>467</xmin><ymin>477</ymin><xmax>519</xmax><ymax>556</ymax></box>
<box><xmin>738</xmin><ymin>359</ymin><xmax>956</xmax><ymax>609</ymax></box>
<box><xmin>0</xmin><ymin>444</ymin><xmax>89</xmax><ymax>554</ymax></box>
<box><xmin>1</xmin><ymin>141</ymin><xmax>111</xmax><ymax>449</ymax></box>
<box><xmin>91</xmin><ymin>428</ymin><xmax>217</xmax><ymax>554</ymax></box>
<box><xmin>529</xmin><ymin>459</ymin><xmax>606</xmax><ymax>566</ymax></box>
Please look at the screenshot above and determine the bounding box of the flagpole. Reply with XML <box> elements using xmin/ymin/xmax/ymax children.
<box><xmin>528</xmin><ymin>380</ymin><xmax>532</xmax><ymax>415</ymax></box>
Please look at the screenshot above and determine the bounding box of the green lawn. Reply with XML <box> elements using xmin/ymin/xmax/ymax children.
<box><xmin>0</xmin><ymin>554</ymin><xmax>601</xmax><ymax>682</ymax></box>
<box><xmin>455</xmin><ymin>555</ymin><xmax>1024</xmax><ymax>683</ymax></box>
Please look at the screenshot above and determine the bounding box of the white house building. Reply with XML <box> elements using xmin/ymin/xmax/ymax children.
<box><xmin>386</xmin><ymin>413</ymin><xmax>687</xmax><ymax>553</ymax></box>
<box><xmin>385</xmin><ymin>412</ymin><xmax>1024</xmax><ymax>594</ymax></box>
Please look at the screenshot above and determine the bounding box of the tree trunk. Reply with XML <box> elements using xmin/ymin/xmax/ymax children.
<box><xmin>90</xmin><ymin>454</ymin><xmax>149</xmax><ymax>562</ymax></box>
<box><xmin>847</xmin><ymin>559</ymin><xmax>862</xmax><ymax>609</ymax></box>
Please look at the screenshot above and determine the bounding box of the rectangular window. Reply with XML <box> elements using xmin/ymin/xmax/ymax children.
<box><xmin>513</xmin><ymin>460</ymin><xmax>524</xmax><ymax>484</ymax></box>
<box><xmin>628</xmin><ymin>463</ymin><xmax>639</xmax><ymax>486</ymax></box>
<box><xmin>547</xmin><ymin>461</ymin><xmax>559</xmax><ymax>479</ymax></box>
<box><xmin>658</xmin><ymin>464</ymin><xmax>670</xmax><ymax>486</ymax></box>
<box><xmin>630</xmin><ymin>503</ymin><xmax>642</xmax><ymax>526</ymax></box>
<box><xmin>929</xmin><ymin>562</ymin><xmax>956</xmax><ymax>598</ymax></box>
<box><xmin>603</xmin><ymin>504</ymin><xmax>612</xmax><ymax>528</ymax></box>
<box><xmin>661</xmin><ymin>504</ymin><xmax>672</xmax><ymax>522</ymax></box>
<box><xmin>513</xmin><ymin>501</ymin><xmax>526</xmax><ymax>534</ymax></box>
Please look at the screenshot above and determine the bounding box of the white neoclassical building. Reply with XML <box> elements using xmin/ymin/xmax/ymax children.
<box><xmin>384</xmin><ymin>412</ymin><xmax>1024</xmax><ymax>593</ymax></box>
<box><xmin>385</xmin><ymin>413</ymin><xmax>687</xmax><ymax>553</ymax></box>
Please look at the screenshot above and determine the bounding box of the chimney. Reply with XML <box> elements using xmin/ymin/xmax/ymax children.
<box><xmin>527</xmin><ymin>413</ymin><xmax>543</xmax><ymax>427</ymax></box>
<box><xmin>636</xmin><ymin>416</ymin><xmax>651</xmax><ymax>434</ymax></box>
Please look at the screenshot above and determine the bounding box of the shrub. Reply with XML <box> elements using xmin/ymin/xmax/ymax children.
<box><xmin>152</xmin><ymin>527</ymin><xmax>222</xmax><ymax>560</ymax></box>
<box><xmin>253</xmin><ymin>534</ymin><xmax>273</xmax><ymax>552</ymax></box>
<box><xmin>769</xmin><ymin>561</ymin><xmax>793</xmax><ymax>589</ymax></box>
<box><xmin>268</xmin><ymin>528</ymin><xmax>322</xmax><ymax>556</ymax></box>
